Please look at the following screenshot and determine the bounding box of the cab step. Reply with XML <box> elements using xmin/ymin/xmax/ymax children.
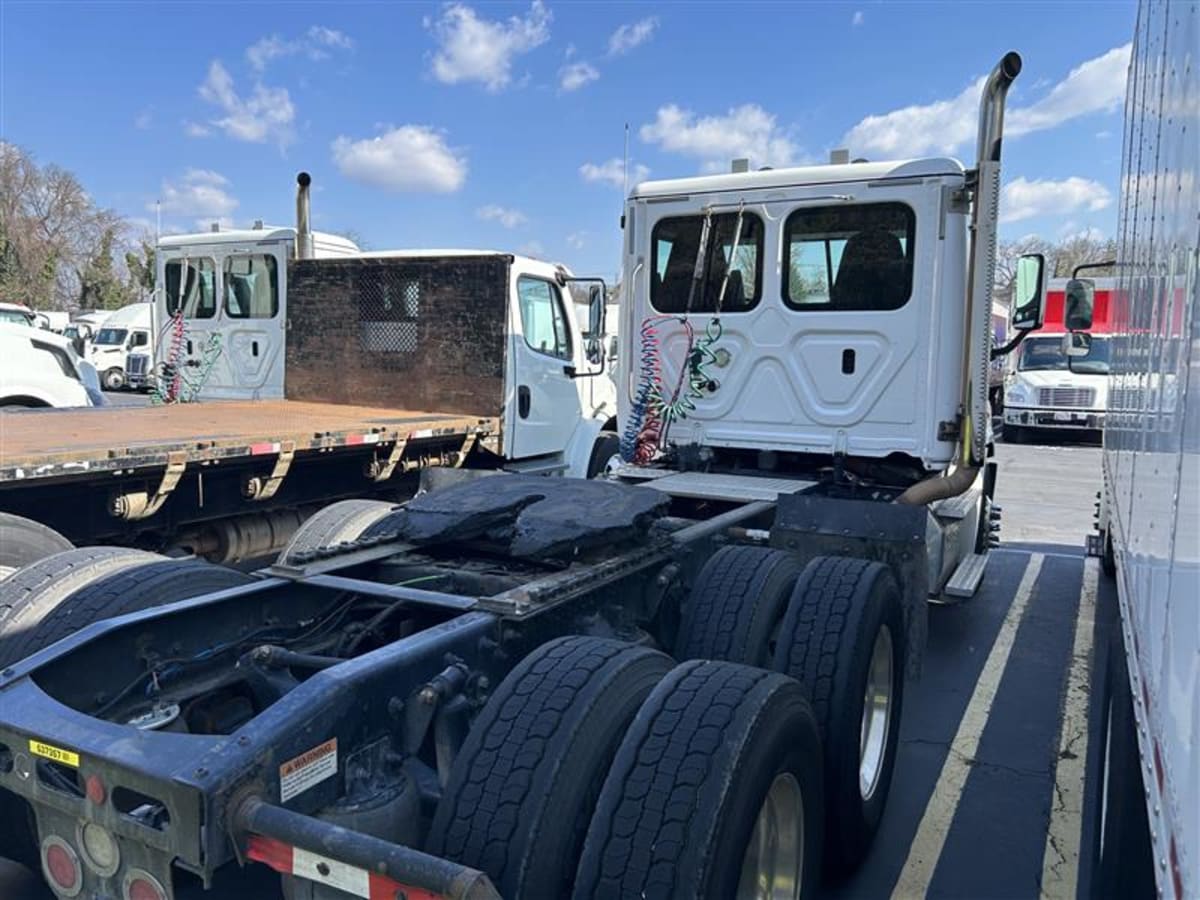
<box><xmin>944</xmin><ymin>552</ymin><xmax>989</xmax><ymax>599</ymax></box>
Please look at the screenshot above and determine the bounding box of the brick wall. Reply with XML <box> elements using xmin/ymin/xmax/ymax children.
<box><xmin>285</xmin><ymin>255</ymin><xmax>509</xmax><ymax>416</ymax></box>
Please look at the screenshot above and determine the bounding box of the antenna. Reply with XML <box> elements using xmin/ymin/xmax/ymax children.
<box><xmin>622</xmin><ymin>123</ymin><xmax>630</xmax><ymax>197</ymax></box>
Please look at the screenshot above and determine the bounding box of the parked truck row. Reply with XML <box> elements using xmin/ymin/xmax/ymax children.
<box><xmin>0</xmin><ymin>176</ymin><xmax>622</xmax><ymax>564</ymax></box>
<box><xmin>0</xmin><ymin>48</ymin><xmax>1062</xmax><ymax>900</ymax></box>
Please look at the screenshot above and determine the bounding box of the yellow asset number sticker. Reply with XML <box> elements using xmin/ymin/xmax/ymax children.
<box><xmin>29</xmin><ymin>739</ymin><xmax>79</xmax><ymax>768</ymax></box>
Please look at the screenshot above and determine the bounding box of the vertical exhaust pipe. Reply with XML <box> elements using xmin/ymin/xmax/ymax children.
<box><xmin>959</xmin><ymin>52</ymin><xmax>1020</xmax><ymax>469</ymax></box>
<box><xmin>898</xmin><ymin>52</ymin><xmax>1020</xmax><ymax>506</ymax></box>
<box><xmin>295</xmin><ymin>171</ymin><xmax>314</xmax><ymax>260</ymax></box>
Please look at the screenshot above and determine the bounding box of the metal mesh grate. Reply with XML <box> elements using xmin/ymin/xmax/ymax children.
<box><xmin>357</xmin><ymin>274</ymin><xmax>421</xmax><ymax>353</ymax></box>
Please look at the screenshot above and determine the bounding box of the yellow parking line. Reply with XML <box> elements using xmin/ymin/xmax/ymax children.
<box><xmin>1040</xmin><ymin>557</ymin><xmax>1098</xmax><ymax>899</ymax></box>
<box><xmin>892</xmin><ymin>553</ymin><xmax>1045</xmax><ymax>899</ymax></box>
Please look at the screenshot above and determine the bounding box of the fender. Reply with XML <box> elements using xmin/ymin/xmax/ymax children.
<box><xmin>561</xmin><ymin>417</ymin><xmax>606</xmax><ymax>478</ymax></box>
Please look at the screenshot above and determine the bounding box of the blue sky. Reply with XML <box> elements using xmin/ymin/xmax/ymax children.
<box><xmin>1</xmin><ymin>1</ymin><xmax>1135</xmax><ymax>278</ymax></box>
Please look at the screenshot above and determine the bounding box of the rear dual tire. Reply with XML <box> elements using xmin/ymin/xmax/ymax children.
<box><xmin>676</xmin><ymin>547</ymin><xmax>904</xmax><ymax>874</ymax></box>
<box><xmin>573</xmin><ymin>660</ymin><xmax>824</xmax><ymax>900</ymax></box>
<box><xmin>427</xmin><ymin>636</ymin><xmax>674</xmax><ymax>899</ymax></box>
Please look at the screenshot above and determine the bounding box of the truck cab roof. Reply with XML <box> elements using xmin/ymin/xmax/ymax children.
<box><xmin>158</xmin><ymin>226</ymin><xmax>360</xmax><ymax>257</ymax></box>
<box><xmin>630</xmin><ymin>157</ymin><xmax>966</xmax><ymax>199</ymax></box>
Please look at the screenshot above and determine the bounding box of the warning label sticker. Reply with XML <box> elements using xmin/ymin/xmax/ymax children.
<box><xmin>280</xmin><ymin>738</ymin><xmax>338</xmax><ymax>803</ymax></box>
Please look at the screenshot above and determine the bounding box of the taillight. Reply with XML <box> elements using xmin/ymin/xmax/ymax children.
<box><xmin>41</xmin><ymin>835</ymin><xmax>83</xmax><ymax>897</ymax></box>
<box><xmin>123</xmin><ymin>868</ymin><xmax>167</xmax><ymax>900</ymax></box>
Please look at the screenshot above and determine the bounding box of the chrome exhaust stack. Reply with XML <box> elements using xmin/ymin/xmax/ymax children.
<box><xmin>898</xmin><ymin>52</ymin><xmax>1020</xmax><ymax>505</ymax></box>
<box><xmin>295</xmin><ymin>171</ymin><xmax>314</xmax><ymax>260</ymax></box>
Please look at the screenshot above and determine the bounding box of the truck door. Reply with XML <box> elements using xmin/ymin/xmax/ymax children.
<box><xmin>506</xmin><ymin>274</ymin><xmax>584</xmax><ymax>459</ymax></box>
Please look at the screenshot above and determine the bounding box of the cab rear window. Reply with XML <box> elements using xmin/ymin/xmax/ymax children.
<box><xmin>784</xmin><ymin>203</ymin><xmax>915</xmax><ymax>311</ymax></box>
<box><xmin>651</xmin><ymin>213</ymin><xmax>763</xmax><ymax>314</ymax></box>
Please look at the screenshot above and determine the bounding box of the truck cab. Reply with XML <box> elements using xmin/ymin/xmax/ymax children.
<box><xmin>153</xmin><ymin>224</ymin><xmax>359</xmax><ymax>400</ymax></box>
<box><xmin>1001</xmin><ymin>276</ymin><xmax>1113</xmax><ymax>440</ymax></box>
<box><xmin>88</xmin><ymin>303</ymin><xmax>152</xmax><ymax>391</ymax></box>
<box><xmin>615</xmin><ymin>51</ymin><xmax>1044</xmax><ymax>601</ymax></box>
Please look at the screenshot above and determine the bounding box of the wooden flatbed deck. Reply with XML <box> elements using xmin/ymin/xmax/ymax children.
<box><xmin>0</xmin><ymin>400</ymin><xmax>497</xmax><ymax>484</ymax></box>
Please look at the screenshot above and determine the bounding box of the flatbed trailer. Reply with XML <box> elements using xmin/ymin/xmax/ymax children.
<box><xmin>0</xmin><ymin>401</ymin><xmax>495</xmax><ymax>559</ymax></box>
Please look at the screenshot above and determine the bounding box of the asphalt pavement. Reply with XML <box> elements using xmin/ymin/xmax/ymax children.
<box><xmin>833</xmin><ymin>431</ymin><xmax>1114</xmax><ymax>899</ymax></box>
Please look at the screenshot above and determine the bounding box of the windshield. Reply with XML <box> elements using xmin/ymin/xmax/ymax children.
<box><xmin>1018</xmin><ymin>335</ymin><xmax>1110</xmax><ymax>374</ymax></box>
<box><xmin>94</xmin><ymin>327</ymin><xmax>128</xmax><ymax>345</ymax></box>
<box><xmin>0</xmin><ymin>309</ymin><xmax>34</xmax><ymax>326</ymax></box>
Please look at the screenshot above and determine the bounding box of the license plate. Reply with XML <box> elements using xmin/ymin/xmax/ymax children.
<box><xmin>1053</xmin><ymin>411</ymin><xmax>1073</xmax><ymax>422</ymax></box>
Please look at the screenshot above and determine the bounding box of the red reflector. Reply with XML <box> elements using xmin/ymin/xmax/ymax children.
<box><xmin>127</xmin><ymin>878</ymin><xmax>163</xmax><ymax>900</ymax></box>
<box><xmin>85</xmin><ymin>773</ymin><xmax>106</xmax><ymax>805</ymax></box>
<box><xmin>246</xmin><ymin>834</ymin><xmax>294</xmax><ymax>873</ymax></box>
<box><xmin>45</xmin><ymin>842</ymin><xmax>80</xmax><ymax>892</ymax></box>
<box><xmin>124</xmin><ymin>869</ymin><xmax>167</xmax><ymax>900</ymax></box>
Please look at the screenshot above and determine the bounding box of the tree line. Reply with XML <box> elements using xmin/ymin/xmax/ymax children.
<box><xmin>0</xmin><ymin>143</ymin><xmax>153</xmax><ymax>312</ymax></box>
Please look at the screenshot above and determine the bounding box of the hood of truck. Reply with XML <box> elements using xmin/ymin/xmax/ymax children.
<box><xmin>1007</xmin><ymin>369</ymin><xmax>1108</xmax><ymax>406</ymax></box>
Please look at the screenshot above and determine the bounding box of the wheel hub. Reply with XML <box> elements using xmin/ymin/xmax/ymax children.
<box><xmin>736</xmin><ymin>771</ymin><xmax>804</xmax><ymax>900</ymax></box>
<box><xmin>859</xmin><ymin>624</ymin><xmax>894</xmax><ymax>801</ymax></box>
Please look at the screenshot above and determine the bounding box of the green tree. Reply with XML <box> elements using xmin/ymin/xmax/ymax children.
<box><xmin>124</xmin><ymin>239</ymin><xmax>156</xmax><ymax>295</ymax></box>
<box><xmin>79</xmin><ymin>227</ymin><xmax>133</xmax><ymax>310</ymax></box>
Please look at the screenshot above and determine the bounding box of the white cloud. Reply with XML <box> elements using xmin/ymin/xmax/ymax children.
<box><xmin>852</xmin><ymin>10</ymin><xmax>864</xmax><ymax>25</ymax></box>
<box><xmin>843</xmin><ymin>76</ymin><xmax>985</xmax><ymax>158</ymax></box>
<box><xmin>246</xmin><ymin>26</ymin><xmax>354</xmax><ymax>70</ymax></box>
<box><xmin>332</xmin><ymin>125</ymin><xmax>467</xmax><ymax>192</ymax></box>
<box><xmin>566</xmin><ymin>232</ymin><xmax>585</xmax><ymax>250</ymax></box>
<box><xmin>999</xmin><ymin>176</ymin><xmax>1112</xmax><ymax>223</ymax></box>
<box><xmin>843</xmin><ymin>44</ymin><xmax>1131</xmax><ymax>159</ymax></box>
<box><xmin>134</xmin><ymin>109</ymin><xmax>153</xmax><ymax>130</ymax></box>
<box><xmin>184</xmin><ymin>121</ymin><xmax>212</xmax><ymax>138</ymax></box>
<box><xmin>154</xmin><ymin>169</ymin><xmax>239</xmax><ymax>222</ymax></box>
<box><xmin>580</xmin><ymin>158</ymin><xmax>650</xmax><ymax>188</ymax></box>
<box><xmin>518</xmin><ymin>240</ymin><xmax>546</xmax><ymax>258</ymax></box>
<box><xmin>476</xmin><ymin>204</ymin><xmax>527</xmax><ymax>228</ymax></box>
<box><xmin>1095</xmin><ymin>130</ymin><xmax>1113</xmax><ymax>139</ymax></box>
<box><xmin>1008</xmin><ymin>45</ymin><xmax>1131</xmax><ymax>136</ymax></box>
<box><xmin>198</xmin><ymin>61</ymin><xmax>295</xmax><ymax>144</ymax></box>
<box><xmin>308</xmin><ymin>26</ymin><xmax>353</xmax><ymax>50</ymax></box>
<box><xmin>426</xmin><ymin>1</ymin><xmax>551</xmax><ymax>92</ymax></box>
<box><xmin>640</xmin><ymin>104</ymin><xmax>797</xmax><ymax>170</ymax></box>
<box><xmin>246</xmin><ymin>35</ymin><xmax>292</xmax><ymax>71</ymax></box>
<box><xmin>607</xmin><ymin>17</ymin><xmax>657</xmax><ymax>56</ymax></box>
<box><xmin>559</xmin><ymin>61</ymin><xmax>599</xmax><ymax>92</ymax></box>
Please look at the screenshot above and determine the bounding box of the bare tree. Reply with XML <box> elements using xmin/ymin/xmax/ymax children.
<box><xmin>0</xmin><ymin>142</ymin><xmax>129</xmax><ymax>310</ymax></box>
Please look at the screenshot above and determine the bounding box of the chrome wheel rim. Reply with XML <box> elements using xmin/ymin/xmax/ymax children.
<box><xmin>736</xmin><ymin>772</ymin><xmax>804</xmax><ymax>900</ymax></box>
<box><xmin>859</xmin><ymin>624</ymin><xmax>894</xmax><ymax>801</ymax></box>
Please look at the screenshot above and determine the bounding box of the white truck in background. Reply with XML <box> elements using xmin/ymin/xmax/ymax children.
<box><xmin>1002</xmin><ymin>275</ymin><xmax>1114</xmax><ymax>442</ymax></box>
<box><xmin>88</xmin><ymin>302</ymin><xmax>152</xmax><ymax>390</ymax></box>
<box><xmin>0</xmin><ymin>323</ymin><xmax>104</xmax><ymax>409</ymax></box>
<box><xmin>1074</xmin><ymin>2</ymin><xmax>1197</xmax><ymax>896</ymax></box>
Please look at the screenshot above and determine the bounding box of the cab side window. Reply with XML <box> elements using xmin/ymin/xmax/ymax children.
<box><xmin>517</xmin><ymin>277</ymin><xmax>572</xmax><ymax>360</ymax></box>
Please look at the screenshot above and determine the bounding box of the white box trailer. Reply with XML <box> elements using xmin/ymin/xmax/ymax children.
<box><xmin>1077</xmin><ymin>1</ymin><xmax>1198</xmax><ymax>896</ymax></box>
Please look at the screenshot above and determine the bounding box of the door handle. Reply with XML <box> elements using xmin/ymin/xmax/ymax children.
<box><xmin>518</xmin><ymin>385</ymin><xmax>531</xmax><ymax>419</ymax></box>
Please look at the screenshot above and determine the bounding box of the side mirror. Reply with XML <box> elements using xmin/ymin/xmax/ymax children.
<box><xmin>587</xmin><ymin>284</ymin><xmax>605</xmax><ymax>336</ymax></box>
<box><xmin>1063</xmin><ymin>332</ymin><xmax>1092</xmax><ymax>358</ymax></box>
<box><xmin>1065</xmin><ymin>278</ymin><xmax>1095</xmax><ymax>331</ymax></box>
<box><xmin>1010</xmin><ymin>253</ymin><xmax>1046</xmax><ymax>331</ymax></box>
